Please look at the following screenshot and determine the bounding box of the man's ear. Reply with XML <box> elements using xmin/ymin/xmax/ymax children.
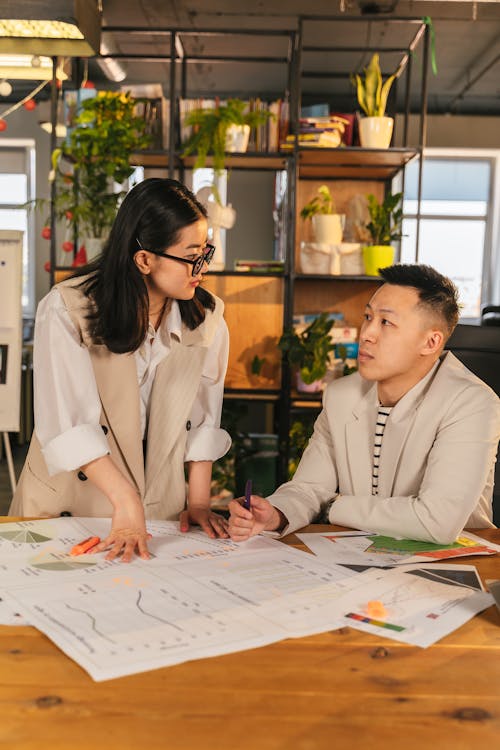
<box><xmin>422</xmin><ymin>328</ymin><xmax>444</xmax><ymax>356</ymax></box>
<box><xmin>133</xmin><ymin>250</ymin><xmax>152</xmax><ymax>275</ymax></box>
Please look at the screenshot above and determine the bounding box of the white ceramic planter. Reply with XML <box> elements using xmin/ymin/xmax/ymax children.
<box><xmin>225</xmin><ymin>124</ymin><xmax>250</xmax><ymax>153</ymax></box>
<box><xmin>312</xmin><ymin>213</ymin><xmax>344</xmax><ymax>244</ymax></box>
<box><xmin>338</xmin><ymin>242</ymin><xmax>364</xmax><ymax>275</ymax></box>
<box><xmin>296</xmin><ymin>371</ymin><xmax>324</xmax><ymax>393</ymax></box>
<box><xmin>358</xmin><ymin>116</ymin><xmax>394</xmax><ymax>149</ymax></box>
<box><xmin>299</xmin><ymin>242</ymin><xmax>331</xmax><ymax>274</ymax></box>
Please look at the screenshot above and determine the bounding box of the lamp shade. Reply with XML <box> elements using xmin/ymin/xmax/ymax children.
<box><xmin>0</xmin><ymin>1</ymin><xmax>101</xmax><ymax>57</ymax></box>
<box><xmin>0</xmin><ymin>54</ymin><xmax>69</xmax><ymax>80</ymax></box>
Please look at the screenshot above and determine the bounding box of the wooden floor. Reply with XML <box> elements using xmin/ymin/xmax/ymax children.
<box><xmin>0</xmin><ymin>440</ymin><xmax>27</xmax><ymax>515</ymax></box>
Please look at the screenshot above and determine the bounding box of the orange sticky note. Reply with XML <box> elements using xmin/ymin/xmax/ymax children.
<box><xmin>366</xmin><ymin>600</ymin><xmax>388</xmax><ymax>619</ymax></box>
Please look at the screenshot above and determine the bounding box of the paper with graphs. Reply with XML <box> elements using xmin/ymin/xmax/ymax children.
<box><xmin>297</xmin><ymin>530</ymin><xmax>500</xmax><ymax>568</ymax></box>
<box><xmin>336</xmin><ymin>563</ymin><xmax>493</xmax><ymax>647</ymax></box>
<box><xmin>0</xmin><ymin>519</ymin><xmax>493</xmax><ymax>679</ymax></box>
<box><xmin>0</xmin><ymin>517</ymin><xmax>356</xmax><ymax>680</ymax></box>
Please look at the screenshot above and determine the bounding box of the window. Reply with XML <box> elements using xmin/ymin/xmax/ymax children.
<box><xmin>0</xmin><ymin>140</ymin><xmax>35</xmax><ymax>314</ymax></box>
<box><xmin>400</xmin><ymin>150</ymin><xmax>497</xmax><ymax>319</ymax></box>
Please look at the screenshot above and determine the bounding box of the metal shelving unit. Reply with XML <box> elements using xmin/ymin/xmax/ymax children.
<box><xmin>48</xmin><ymin>15</ymin><xmax>430</xmax><ymax>485</ymax></box>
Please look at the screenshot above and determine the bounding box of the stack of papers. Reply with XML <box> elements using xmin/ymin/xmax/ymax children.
<box><xmin>0</xmin><ymin>519</ymin><xmax>496</xmax><ymax>681</ymax></box>
<box><xmin>296</xmin><ymin>530</ymin><xmax>500</xmax><ymax>568</ymax></box>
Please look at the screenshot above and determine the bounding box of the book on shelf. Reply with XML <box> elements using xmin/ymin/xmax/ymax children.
<box><xmin>281</xmin><ymin>113</ymin><xmax>355</xmax><ymax>150</ymax></box>
<box><xmin>234</xmin><ymin>259</ymin><xmax>285</xmax><ymax>273</ymax></box>
<box><xmin>121</xmin><ymin>83</ymin><xmax>169</xmax><ymax>150</ymax></box>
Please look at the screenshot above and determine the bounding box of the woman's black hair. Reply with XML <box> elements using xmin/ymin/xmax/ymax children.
<box><xmin>73</xmin><ymin>178</ymin><xmax>215</xmax><ymax>353</ymax></box>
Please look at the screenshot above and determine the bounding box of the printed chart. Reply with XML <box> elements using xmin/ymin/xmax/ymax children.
<box><xmin>297</xmin><ymin>530</ymin><xmax>500</xmax><ymax>567</ymax></box>
<box><xmin>0</xmin><ymin>519</ymin><xmax>494</xmax><ymax>680</ymax></box>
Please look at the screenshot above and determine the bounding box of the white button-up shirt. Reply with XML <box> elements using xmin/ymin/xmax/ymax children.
<box><xmin>34</xmin><ymin>288</ymin><xmax>231</xmax><ymax>476</ymax></box>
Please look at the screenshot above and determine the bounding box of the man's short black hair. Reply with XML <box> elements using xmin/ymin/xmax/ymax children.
<box><xmin>379</xmin><ymin>264</ymin><xmax>459</xmax><ymax>338</ymax></box>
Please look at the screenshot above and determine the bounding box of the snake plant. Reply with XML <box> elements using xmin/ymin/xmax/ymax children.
<box><xmin>353</xmin><ymin>53</ymin><xmax>397</xmax><ymax>117</ymax></box>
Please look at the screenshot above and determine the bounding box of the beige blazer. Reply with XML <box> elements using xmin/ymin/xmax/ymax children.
<box><xmin>10</xmin><ymin>277</ymin><xmax>224</xmax><ymax>520</ymax></box>
<box><xmin>269</xmin><ymin>352</ymin><xmax>500</xmax><ymax>544</ymax></box>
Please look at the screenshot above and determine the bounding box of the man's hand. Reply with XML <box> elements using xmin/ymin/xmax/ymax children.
<box><xmin>179</xmin><ymin>507</ymin><xmax>229</xmax><ymax>538</ymax></box>
<box><xmin>228</xmin><ymin>495</ymin><xmax>284</xmax><ymax>542</ymax></box>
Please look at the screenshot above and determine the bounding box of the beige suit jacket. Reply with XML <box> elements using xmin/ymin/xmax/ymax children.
<box><xmin>269</xmin><ymin>352</ymin><xmax>500</xmax><ymax>544</ymax></box>
<box><xmin>10</xmin><ymin>277</ymin><xmax>225</xmax><ymax>520</ymax></box>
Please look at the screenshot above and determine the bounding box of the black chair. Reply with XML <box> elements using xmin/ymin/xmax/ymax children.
<box><xmin>481</xmin><ymin>305</ymin><xmax>500</xmax><ymax>327</ymax></box>
<box><xmin>446</xmin><ymin>324</ymin><xmax>500</xmax><ymax>525</ymax></box>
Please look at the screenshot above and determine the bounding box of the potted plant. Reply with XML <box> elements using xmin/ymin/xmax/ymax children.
<box><xmin>362</xmin><ymin>191</ymin><xmax>403</xmax><ymax>275</ymax></box>
<box><xmin>300</xmin><ymin>184</ymin><xmax>345</xmax><ymax>243</ymax></box>
<box><xmin>352</xmin><ymin>53</ymin><xmax>398</xmax><ymax>149</ymax></box>
<box><xmin>182</xmin><ymin>98</ymin><xmax>273</xmax><ymax>175</ymax></box>
<box><xmin>300</xmin><ymin>185</ymin><xmax>345</xmax><ymax>273</ymax></box>
<box><xmin>50</xmin><ymin>91</ymin><xmax>151</xmax><ymax>261</ymax></box>
<box><xmin>288</xmin><ymin>415</ymin><xmax>316</xmax><ymax>478</ymax></box>
<box><xmin>278</xmin><ymin>313</ymin><xmax>336</xmax><ymax>392</ymax></box>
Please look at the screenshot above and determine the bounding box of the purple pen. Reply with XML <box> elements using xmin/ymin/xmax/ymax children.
<box><xmin>244</xmin><ymin>479</ymin><xmax>252</xmax><ymax>510</ymax></box>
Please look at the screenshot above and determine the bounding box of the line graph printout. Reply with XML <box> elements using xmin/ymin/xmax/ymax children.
<box><xmin>335</xmin><ymin>564</ymin><xmax>493</xmax><ymax>648</ymax></box>
<box><xmin>0</xmin><ymin>519</ymin><xmax>493</xmax><ymax>679</ymax></box>
<box><xmin>0</xmin><ymin>518</ymin><xmax>360</xmax><ymax>680</ymax></box>
<box><xmin>297</xmin><ymin>530</ymin><xmax>500</xmax><ymax>568</ymax></box>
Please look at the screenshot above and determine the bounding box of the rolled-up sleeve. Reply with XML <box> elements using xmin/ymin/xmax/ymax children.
<box><xmin>33</xmin><ymin>289</ymin><xmax>109</xmax><ymax>475</ymax></box>
<box><xmin>184</xmin><ymin>318</ymin><xmax>231</xmax><ymax>462</ymax></box>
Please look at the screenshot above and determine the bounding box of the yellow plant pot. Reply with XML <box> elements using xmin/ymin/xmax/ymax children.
<box><xmin>362</xmin><ymin>245</ymin><xmax>395</xmax><ymax>276</ymax></box>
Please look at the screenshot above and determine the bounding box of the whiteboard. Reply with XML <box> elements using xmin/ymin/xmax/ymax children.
<box><xmin>0</xmin><ymin>230</ymin><xmax>23</xmax><ymax>432</ymax></box>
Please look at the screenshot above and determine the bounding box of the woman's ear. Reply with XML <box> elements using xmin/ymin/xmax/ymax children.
<box><xmin>133</xmin><ymin>250</ymin><xmax>152</xmax><ymax>275</ymax></box>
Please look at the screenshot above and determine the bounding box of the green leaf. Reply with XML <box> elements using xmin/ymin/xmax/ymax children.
<box><xmin>352</xmin><ymin>52</ymin><xmax>397</xmax><ymax>117</ymax></box>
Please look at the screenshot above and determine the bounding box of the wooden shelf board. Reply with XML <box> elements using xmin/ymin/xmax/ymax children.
<box><xmin>297</xmin><ymin>147</ymin><xmax>418</xmax><ymax>179</ymax></box>
<box><xmin>182</xmin><ymin>153</ymin><xmax>288</xmax><ymax>170</ymax></box>
<box><xmin>224</xmin><ymin>390</ymin><xmax>279</xmax><ymax>401</ymax></box>
<box><xmin>291</xmin><ymin>396</ymin><xmax>323</xmax><ymax>408</ymax></box>
<box><xmin>295</xmin><ymin>274</ymin><xmax>382</xmax><ymax>282</ymax></box>
<box><xmin>130</xmin><ymin>151</ymin><xmax>174</xmax><ymax>168</ymax></box>
<box><xmin>209</xmin><ymin>270</ymin><xmax>285</xmax><ymax>278</ymax></box>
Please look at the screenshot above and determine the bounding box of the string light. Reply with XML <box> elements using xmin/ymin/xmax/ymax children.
<box><xmin>0</xmin><ymin>79</ymin><xmax>12</xmax><ymax>96</ymax></box>
<box><xmin>0</xmin><ymin>79</ymin><xmax>48</xmax><ymax>120</ymax></box>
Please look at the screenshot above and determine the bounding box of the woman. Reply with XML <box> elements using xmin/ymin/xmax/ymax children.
<box><xmin>10</xmin><ymin>178</ymin><xmax>231</xmax><ymax>561</ymax></box>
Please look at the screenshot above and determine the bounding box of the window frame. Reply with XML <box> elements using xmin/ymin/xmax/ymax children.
<box><xmin>0</xmin><ymin>138</ymin><xmax>36</xmax><ymax>317</ymax></box>
<box><xmin>397</xmin><ymin>147</ymin><xmax>499</xmax><ymax>322</ymax></box>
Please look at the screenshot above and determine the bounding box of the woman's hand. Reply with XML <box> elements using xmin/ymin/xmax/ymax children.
<box><xmin>79</xmin><ymin>456</ymin><xmax>151</xmax><ymax>563</ymax></box>
<box><xmin>228</xmin><ymin>495</ymin><xmax>284</xmax><ymax>542</ymax></box>
<box><xmin>179</xmin><ymin>506</ymin><xmax>229</xmax><ymax>538</ymax></box>
<box><xmin>94</xmin><ymin>495</ymin><xmax>151</xmax><ymax>562</ymax></box>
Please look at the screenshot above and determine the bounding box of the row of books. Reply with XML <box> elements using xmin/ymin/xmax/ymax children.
<box><xmin>234</xmin><ymin>259</ymin><xmax>285</xmax><ymax>273</ymax></box>
<box><xmin>179</xmin><ymin>98</ymin><xmax>290</xmax><ymax>153</ymax></box>
<box><xmin>281</xmin><ymin>113</ymin><xmax>355</xmax><ymax>150</ymax></box>
<box><xmin>120</xmin><ymin>84</ymin><xmax>170</xmax><ymax>150</ymax></box>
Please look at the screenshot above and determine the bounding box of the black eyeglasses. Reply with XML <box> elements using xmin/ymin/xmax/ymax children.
<box><xmin>136</xmin><ymin>239</ymin><xmax>215</xmax><ymax>277</ymax></box>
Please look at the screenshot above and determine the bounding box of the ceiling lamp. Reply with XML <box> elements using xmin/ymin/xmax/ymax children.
<box><xmin>0</xmin><ymin>1</ymin><xmax>101</xmax><ymax>57</ymax></box>
<box><xmin>96</xmin><ymin>37</ymin><xmax>127</xmax><ymax>83</ymax></box>
<box><xmin>0</xmin><ymin>54</ymin><xmax>68</xmax><ymax>80</ymax></box>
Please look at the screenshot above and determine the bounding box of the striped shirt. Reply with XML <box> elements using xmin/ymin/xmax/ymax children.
<box><xmin>372</xmin><ymin>405</ymin><xmax>392</xmax><ymax>495</ymax></box>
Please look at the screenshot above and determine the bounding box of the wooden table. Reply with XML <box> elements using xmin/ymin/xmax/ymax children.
<box><xmin>1</xmin><ymin>522</ymin><xmax>499</xmax><ymax>750</ymax></box>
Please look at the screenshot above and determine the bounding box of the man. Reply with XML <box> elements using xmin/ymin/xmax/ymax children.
<box><xmin>229</xmin><ymin>264</ymin><xmax>500</xmax><ymax>544</ymax></box>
